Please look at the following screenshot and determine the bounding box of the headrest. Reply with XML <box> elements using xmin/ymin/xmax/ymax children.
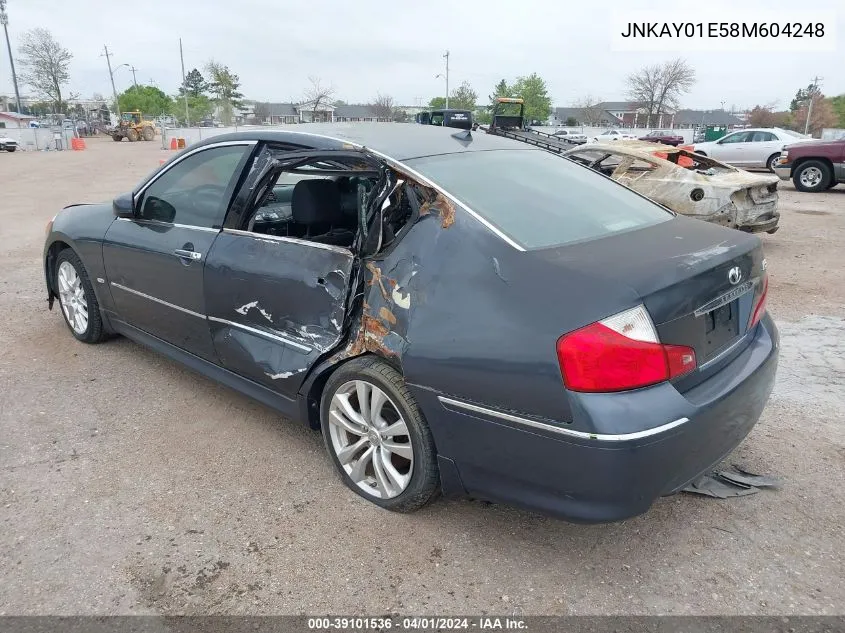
<box><xmin>291</xmin><ymin>179</ymin><xmax>342</xmax><ymax>225</ymax></box>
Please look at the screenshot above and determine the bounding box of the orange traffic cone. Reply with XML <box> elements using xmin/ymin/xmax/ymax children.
<box><xmin>71</xmin><ymin>137</ymin><xmax>86</xmax><ymax>151</ymax></box>
<box><xmin>170</xmin><ymin>137</ymin><xmax>178</xmax><ymax>150</ymax></box>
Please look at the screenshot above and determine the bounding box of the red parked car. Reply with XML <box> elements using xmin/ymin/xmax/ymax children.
<box><xmin>773</xmin><ymin>137</ymin><xmax>845</xmax><ymax>192</ymax></box>
<box><xmin>639</xmin><ymin>130</ymin><xmax>685</xmax><ymax>146</ymax></box>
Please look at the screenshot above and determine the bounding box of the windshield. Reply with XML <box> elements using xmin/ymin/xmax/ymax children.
<box><xmin>406</xmin><ymin>149</ymin><xmax>672</xmax><ymax>250</ymax></box>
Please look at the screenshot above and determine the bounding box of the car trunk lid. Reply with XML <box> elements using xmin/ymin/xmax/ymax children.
<box><xmin>536</xmin><ymin>216</ymin><xmax>766</xmax><ymax>389</ymax></box>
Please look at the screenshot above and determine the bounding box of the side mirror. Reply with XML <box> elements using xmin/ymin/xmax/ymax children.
<box><xmin>112</xmin><ymin>192</ymin><xmax>135</xmax><ymax>218</ymax></box>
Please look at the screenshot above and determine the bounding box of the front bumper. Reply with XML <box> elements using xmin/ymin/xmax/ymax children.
<box><xmin>773</xmin><ymin>163</ymin><xmax>792</xmax><ymax>181</ymax></box>
<box><xmin>414</xmin><ymin>316</ymin><xmax>779</xmax><ymax>523</ymax></box>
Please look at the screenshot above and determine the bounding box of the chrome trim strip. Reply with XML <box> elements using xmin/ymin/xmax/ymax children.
<box><xmin>222</xmin><ymin>228</ymin><xmax>353</xmax><ymax>255</ymax></box>
<box><xmin>116</xmin><ymin>217</ymin><xmax>221</xmax><ymax>234</ymax></box>
<box><xmin>134</xmin><ymin>140</ymin><xmax>258</xmax><ymax>205</ymax></box>
<box><xmin>207</xmin><ymin>316</ymin><xmax>312</xmax><ymax>353</ymax></box>
<box><xmin>698</xmin><ymin>332</ymin><xmax>749</xmax><ymax>370</ymax></box>
<box><xmin>110</xmin><ymin>283</ymin><xmax>206</xmax><ymax>319</ymax></box>
<box><xmin>437</xmin><ymin>396</ymin><xmax>690</xmax><ymax>441</ymax></box>
<box><xmin>694</xmin><ymin>280</ymin><xmax>754</xmax><ymax>317</ymax></box>
<box><xmin>268</xmin><ymin>130</ymin><xmax>527</xmax><ymax>252</ymax></box>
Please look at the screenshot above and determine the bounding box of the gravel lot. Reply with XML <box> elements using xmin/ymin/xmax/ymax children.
<box><xmin>1</xmin><ymin>137</ymin><xmax>843</xmax><ymax>616</ymax></box>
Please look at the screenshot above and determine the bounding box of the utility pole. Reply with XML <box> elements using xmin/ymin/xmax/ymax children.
<box><xmin>804</xmin><ymin>76</ymin><xmax>822</xmax><ymax>136</ymax></box>
<box><xmin>444</xmin><ymin>50</ymin><xmax>450</xmax><ymax>109</ymax></box>
<box><xmin>0</xmin><ymin>0</ymin><xmax>23</xmax><ymax>128</ymax></box>
<box><xmin>102</xmin><ymin>44</ymin><xmax>121</xmax><ymax>119</ymax></box>
<box><xmin>129</xmin><ymin>65</ymin><xmax>138</xmax><ymax>89</ymax></box>
<box><xmin>179</xmin><ymin>38</ymin><xmax>190</xmax><ymax>127</ymax></box>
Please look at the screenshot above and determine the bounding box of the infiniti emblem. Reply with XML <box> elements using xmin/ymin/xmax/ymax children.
<box><xmin>728</xmin><ymin>266</ymin><xmax>742</xmax><ymax>285</ymax></box>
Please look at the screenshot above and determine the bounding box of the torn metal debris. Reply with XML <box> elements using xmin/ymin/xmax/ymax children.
<box><xmin>682</xmin><ymin>465</ymin><xmax>782</xmax><ymax>499</ymax></box>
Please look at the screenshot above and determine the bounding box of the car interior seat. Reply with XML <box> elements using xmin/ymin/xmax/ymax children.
<box><xmin>291</xmin><ymin>179</ymin><xmax>355</xmax><ymax>246</ymax></box>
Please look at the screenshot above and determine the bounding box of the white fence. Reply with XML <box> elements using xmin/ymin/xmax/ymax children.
<box><xmin>0</xmin><ymin>126</ymin><xmax>80</xmax><ymax>151</ymax></box>
<box><xmin>532</xmin><ymin>125</ymin><xmax>697</xmax><ymax>144</ymax></box>
<box><xmin>821</xmin><ymin>128</ymin><xmax>845</xmax><ymax>141</ymax></box>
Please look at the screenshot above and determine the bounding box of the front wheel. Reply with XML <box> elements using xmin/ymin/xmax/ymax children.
<box><xmin>320</xmin><ymin>357</ymin><xmax>440</xmax><ymax>512</ymax></box>
<box><xmin>766</xmin><ymin>153</ymin><xmax>781</xmax><ymax>173</ymax></box>
<box><xmin>54</xmin><ymin>249</ymin><xmax>107</xmax><ymax>343</ymax></box>
<box><xmin>6</xmin><ymin>146</ymin><xmax>16</xmax><ymax>152</ymax></box>
<box><xmin>793</xmin><ymin>160</ymin><xmax>832</xmax><ymax>193</ymax></box>
<box><xmin>126</xmin><ymin>128</ymin><xmax>139</xmax><ymax>142</ymax></box>
<box><xmin>142</xmin><ymin>126</ymin><xmax>155</xmax><ymax>141</ymax></box>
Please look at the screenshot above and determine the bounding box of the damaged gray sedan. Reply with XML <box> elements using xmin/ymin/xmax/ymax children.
<box><xmin>43</xmin><ymin>125</ymin><xmax>778</xmax><ymax>523</ymax></box>
<box><xmin>564</xmin><ymin>142</ymin><xmax>781</xmax><ymax>234</ymax></box>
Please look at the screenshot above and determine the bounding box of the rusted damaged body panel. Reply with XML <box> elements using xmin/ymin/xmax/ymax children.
<box><xmin>564</xmin><ymin>142</ymin><xmax>781</xmax><ymax>233</ymax></box>
<box><xmin>204</xmin><ymin>231</ymin><xmax>354</xmax><ymax>395</ymax></box>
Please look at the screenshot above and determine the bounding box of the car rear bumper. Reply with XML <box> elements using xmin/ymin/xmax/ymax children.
<box><xmin>414</xmin><ymin>315</ymin><xmax>779</xmax><ymax>523</ymax></box>
<box><xmin>773</xmin><ymin>163</ymin><xmax>792</xmax><ymax>181</ymax></box>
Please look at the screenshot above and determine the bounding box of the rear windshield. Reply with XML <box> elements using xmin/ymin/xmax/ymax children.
<box><xmin>405</xmin><ymin>149</ymin><xmax>672</xmax><ymax>249</ymax></box>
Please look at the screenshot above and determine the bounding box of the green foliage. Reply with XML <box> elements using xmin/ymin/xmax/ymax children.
<box><xmin>790</xmin><ymin>83</ymin><xmax>823</xmax><ymax>112</ymax></box>
<box><xmin>449</xmin><ymin>82</ymin><xmax>477</xmax><ymax>110</ymax></box>
<box><xmin>564</xmin><ymin>116</ymin><xmax>578</xmax><ymax>126</ymax></box>
<box><xmin>206</xmin><ymin>61</ymin><xmax>245</xmax><ymax>125</ymax></box>
<box><xmin>489</xmin><ymin>79</ymin><xmax>512</xmax><ymax>103</ymax></box>
<box><xmin>831</xmin><ymin>95</ymin><xmax>845</xmax><ymax>128</ymax></box>
<box><xmin>512</xmin><ymin>73</ymin><xmax>552</xmax><ymax>123</ymax></box>
<box><xmin>428</xmin><ymin>96</ymin><xmax>446</xmax><ymax>109</ymax></box>
<box><xmin>173</xmin><ymin>94</ymin><xmax>214</xmax><ymax>125</ymax></box>
<box><xmin>180</xmin><ymin>68</ymin><xmax>209</xmax><ymax>98</ymax></box>
<box><xmin>117</xmin><ymin>85</ymin><xmax>173</xmax><ymax>116</ymax></box>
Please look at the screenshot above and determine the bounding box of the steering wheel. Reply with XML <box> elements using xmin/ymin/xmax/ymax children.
<box><xmin>190</xmin><ymin>184</ymin><xmax>227</xmax><ymax>214</ymax></box>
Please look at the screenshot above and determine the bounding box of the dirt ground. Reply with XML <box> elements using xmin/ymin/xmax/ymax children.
<box><xmin>0</xmin><ymin>137</ymin><xmax>843</xmax><ymax>616</ymax></box>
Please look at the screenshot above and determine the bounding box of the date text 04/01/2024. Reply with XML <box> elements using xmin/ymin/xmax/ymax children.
<box><xmin>307</xmin><ymin>616</ymin><xmax>527</xmax><ymax>630</ymax></box>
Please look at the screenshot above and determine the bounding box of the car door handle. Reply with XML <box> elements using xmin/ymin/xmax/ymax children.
<box><xmin>173</xmin><ymin>248</ymin><xmax>202</xmax><ymax>261</ymax></box>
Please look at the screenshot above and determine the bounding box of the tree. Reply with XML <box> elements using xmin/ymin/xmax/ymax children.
<box><xmin>252</xmin><ymin>101</ymin><xmax>271</xmax><ymax>124</ymax></box>
<box><xmin>180</xmin><ymin>68</ymin><xmax>209</xmax><ymax>98</ymax></box>
<box><xmin>489</xmin><ymin>79</ymin><xmax>512</xmax><ymax>103</ymax></box>
<box><xmin>512</xmin><ymin>73</ymin><xmax>552</xmax><ymax>124</ymax></box>
<box><xmin>428</xmin><ymin>96</ymin><xmax>446</xmax><ymax>109</ymax></box>
<box><xmin>831</xmin><ymin>95</ymin><xmax>845</xmax><ymax>128</ymax></box>
<box><xmin>747</xmin><ymin>105</ymin><xmax>792</xmax><ymax>128</ymax></box>
<box><xmin>626</xmin><ymin>58</ymin><xmax>695</xmax><ymax>126</ymax></box>
<box><xmin>369</xmin><ymin>93</ymin><xmax>394</xmax><ymax>120</ymax></box>
<box><xmin>117</xmin><ymin>85</ymin><xmax>173</xmax><ymax>116</ymax></box>
<box><xmin>450</xmin><ymin>81</ymin><xmax>477</xmax><ymax>110</ymax></box>
<box><xmin>573</xmin><ymin>95</ymin><xmax>604</xmax><ymax>126</ymax></box>
<box><xmin>793</xmin><ymin>96</ymin><xmax>838</xmax><ymax>136</ymax></box>
<box><xmin>790</xmin><ymin>83</ymin><xmax>823</xmax><ymax>112</ymax></box>
<box><xmin>173</xmin><ymin>94</ymin><xmax>213</xmax><ymax>125</ymax></box>
<box><xmin>206</xmin><ymin>61</ymin><xmax>245</xmax><ymax>125</ymax></box>
<box><xmin>564</xmin><ymin>116</ymin><xmax>578</xmax><ymax>127</ymax></box>
<box><xmin>303</xmin><ymin>76</ymin><xmax>335</xmax><ymax>122</ymax></box>
<box><xmin>16</xmin><ymin>28</ymin><xmax>73</xmax><ymax>112</ymax></box>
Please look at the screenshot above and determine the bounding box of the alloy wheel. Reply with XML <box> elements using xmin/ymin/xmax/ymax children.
<box><xmin>57</xmin><ymin>261</ymin><xmax>88</xmax><ymax>335</ymax></box>
<box><xmin>327</xmin><ymin>380</ymin><xmax>414</xmax><ymax>499</ymax></box>
<box><xmin>799</xmin><ymin>167</ymin><xmax>823</xmax><ymax>189</ymax></box>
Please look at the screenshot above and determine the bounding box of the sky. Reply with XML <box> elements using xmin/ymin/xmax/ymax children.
<box><xmin>0</xmin><ymin>0</ymin><xmax>842</xmax><ymax>111</ymax></box>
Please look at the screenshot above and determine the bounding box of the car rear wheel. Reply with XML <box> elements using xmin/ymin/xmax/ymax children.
<box><xmin>766</xmin><ymin>153</ymin><xmax>781</xmax><ymax>172</ymax></box>
<box><xmin>793</xmin><ymin>160</ymin><xmax>832</xmax><ymax>193</ymax></box>
<box><xmin>54</xmin><ymin>249</ymin><xmax>107</xmax><ymax>344</ymax></box>
<box><xmin>320</xmin><ymin>357</ymin><xmax>440</xmax><ymax>512</ymax></box>
<box><xmin>6</xmin><ymin>146</ymin><xmax>15</xmax><ymax>152</ymax></box>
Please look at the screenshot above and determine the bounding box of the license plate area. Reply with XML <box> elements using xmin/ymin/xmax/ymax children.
<box><xmin>702</xmin><ymin>299</ymin><xmax>740</xmax><ymax>360</ymax></box>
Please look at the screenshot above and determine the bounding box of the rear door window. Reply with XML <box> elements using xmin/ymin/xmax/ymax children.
<box><xmin>406</xmin><ymin>149</ymin><xmax>672</xmax><ymax>250</ymax></box>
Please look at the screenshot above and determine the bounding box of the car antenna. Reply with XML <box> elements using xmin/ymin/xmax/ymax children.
<box><xmin>451</xmin><ymin>129</ymin><xmax>472</xmax><ymax>145</ymax></box>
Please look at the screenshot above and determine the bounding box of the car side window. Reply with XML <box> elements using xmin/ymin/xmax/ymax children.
<box><xmin>138</xmin><ymin>145</ymin><xmax>249</xmax><ymax>228</ymax></box>
<box><xmin>719</xmin><ymin>132</ymin><xmax>749</xmax><ymax>144</ymax></box>
<box><xmin>752</xmin><ymin>131</ymin><xmax>776</xmax><ymax>142</ymax></box>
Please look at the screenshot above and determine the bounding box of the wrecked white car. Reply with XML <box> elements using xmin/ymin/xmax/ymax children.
<box><xmin>563</xmin><ymin>142</ymin><xmax>781</xmax><ymax>234</ymax></box>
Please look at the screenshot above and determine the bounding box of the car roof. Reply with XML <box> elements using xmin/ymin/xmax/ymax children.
<box><xmin>189</xmin><ymin>123</ymin><xmax>528</xmax><ymax>161</ymax></box>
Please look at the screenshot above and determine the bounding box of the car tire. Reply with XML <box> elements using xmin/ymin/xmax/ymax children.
<box><xmin>766</xmin><ymin>153</ymin><xmax>781</xmax><ymax>172</ymax></box>
<box><xmin>320</xmin><ymin>356</ymin><xmax>440</xmax><ymax>512</ymax></box>
<box><xmin>694</xmin><ymin>150</ymin><xmax>707</xmax><ymax>156</ymax></box>
<box><xmin>793</xmin><ymin>160</ymin><xmax>832</xmax><ymax>193</ymax></box>
<box><xmin>54</xmin><ymin>249</ymin><xmax>107</xmax><ymax>344</ymax></box>
<box><xmin>6</xmin><ymin>146</ymin><xmax>16</xmax><ymax>152</ymax></box>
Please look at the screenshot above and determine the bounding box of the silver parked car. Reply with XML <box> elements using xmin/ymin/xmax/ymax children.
<box><xmin>692</xmin><ymin>127</ymin><xmax>814</xmax><ymax>172</ymax></box>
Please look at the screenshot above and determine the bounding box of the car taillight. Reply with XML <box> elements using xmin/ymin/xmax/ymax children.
<box><xmin>748</xmin><ymin>274</ymin><xmax>769</xmax><ymax>328</ymax></box>
<box><xmin>556</xmin><ymin>305</ymin><xmax>696</xmax><ymax>393</ymax></box>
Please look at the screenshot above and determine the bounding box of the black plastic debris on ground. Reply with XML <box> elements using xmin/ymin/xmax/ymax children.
<box><xmin>682</xmin><ymin>464</ymin><xmax>782</xmax><ymax>499</ymax></box>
